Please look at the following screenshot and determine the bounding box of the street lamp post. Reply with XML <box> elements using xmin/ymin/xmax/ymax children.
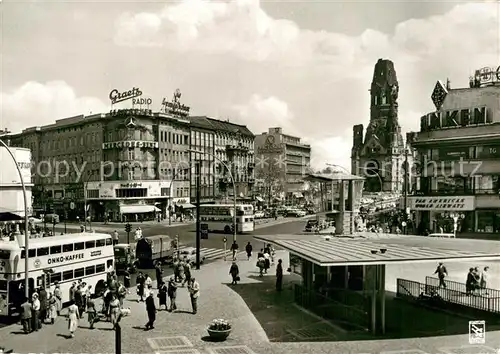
<box><xmin>0</xmin><ymin>140</ymin><xmax>30</xmax><ymax>298</ymax></box>
<box><xmin>189</xmin><ymin>149</ymin><xmax>237</xmax><ymax>243</ymax></box>
<box><xmin>167</xmin><ymin>169</ymin><xmax>180</xmax><ymax>226</ymax></box>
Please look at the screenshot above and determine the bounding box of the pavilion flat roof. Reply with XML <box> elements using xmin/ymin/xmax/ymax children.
<box><xmin>254</xmin><ymin>234</ymin><xmax>500</xmax><ymax>266</ymax></box>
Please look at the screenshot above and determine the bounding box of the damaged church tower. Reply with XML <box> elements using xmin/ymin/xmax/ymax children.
<box><xmin>351</xmin><ymin>59</ymin><xmax>405</xmax><ymax>193</ymax></box>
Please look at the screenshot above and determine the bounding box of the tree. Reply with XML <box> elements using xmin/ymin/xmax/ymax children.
<box><xmin>254</xmin><ymin>154</ymin><xmax>285</xmax><ymax>204</ymax></box>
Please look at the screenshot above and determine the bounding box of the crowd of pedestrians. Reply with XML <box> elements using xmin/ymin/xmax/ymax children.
<box><xmin>433</xmin><ymin>262</ymin><xmax>491</xmax><ymax>296</ymax></box>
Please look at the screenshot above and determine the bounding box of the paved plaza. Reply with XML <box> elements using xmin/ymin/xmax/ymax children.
<box><xmin>1</xmin><ymin>250</ymin><xmax>499</xmax><ymax>354</ymax></box>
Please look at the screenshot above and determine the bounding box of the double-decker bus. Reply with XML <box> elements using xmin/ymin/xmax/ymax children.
<box><xmin>0</xmin><ymin>233</ymin><xmax>114</xmax><ymax>317</ymax></box>
<box><xmin>199</xmin><ymin>204</ymin><xmax>255</xmax><ymax>233</ymax></box>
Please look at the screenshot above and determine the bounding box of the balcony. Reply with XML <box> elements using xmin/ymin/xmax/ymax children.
<box><xmin>226</xmin><ymin>144</ymin><xmax>249</xmax><ymax>152</ymax></box>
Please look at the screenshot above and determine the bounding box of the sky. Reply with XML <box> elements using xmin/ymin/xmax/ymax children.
<box><xmin>1</xmin><ymin>0</ymin><xmax>499</xmax><ymax>170</ymax></box>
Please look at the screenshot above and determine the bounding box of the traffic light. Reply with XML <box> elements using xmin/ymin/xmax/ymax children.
<box><xmin>125</xmin><ymin>223</ymin><xmax>131</xmax><ymax>233</ymax></box>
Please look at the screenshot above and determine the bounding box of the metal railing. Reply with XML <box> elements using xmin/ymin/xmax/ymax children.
<box><xmin>425</xmin><ymin>277</ymin><xmax>500</xmax><ymax>313</ymax></box>
<box><xmin>293</xmin><ymin>283</ymin><xmax>369</xmax><ymax>331</ymax></box>
<box><xmin>396</xmin><ymin>278</ymin><xmax>500</xmax><ymax>314</ymax></box>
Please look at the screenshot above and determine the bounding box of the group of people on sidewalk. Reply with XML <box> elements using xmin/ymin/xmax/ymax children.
<box><xmin>136</xmin><ymin>262</ymin><xmax>200</xmax><ymax>330</ymax></box>
<box><xmin>19</xmin><ymin>283</ymin><xmax>63</xmax><ymax>334</ymax></box>
<box><xmin>229</xmin><ymin>242</ymin><xmax>284</xmax><ymax>291</ymax></box>
<box><xmin>434</xmin><ymin>262</ymin><xmax>491</xmax><ymax>296</ymax></box>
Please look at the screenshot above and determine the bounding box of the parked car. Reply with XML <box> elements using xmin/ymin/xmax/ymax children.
<box><xmin>285</xmin><ymin>209</ymin><xmax>306</xmax><ymax>217</ymax></box>
<box><xmin>177</xmin><ymin>247</ymin><xmax>206</xmax><ymax>265</ymax></box>
<box><xmin>43</xmin><ymin>214</ymin><xmax>59</xmax><ymax>224</ymax></box>
<box><xmin>254</xmin><ymin>211</ymin><xmax>265</xmax><ymax>219</ymax></box>
<box><xmin>304</xmin><ymin>220</ymin><xmax>318</xmax><ymax>232</ymax></box>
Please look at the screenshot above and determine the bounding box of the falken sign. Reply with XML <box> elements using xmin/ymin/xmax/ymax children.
<box><xmin>408</xmin><ymin>196</ymin><xmax>475</xmax><ymax>211</ymax></box>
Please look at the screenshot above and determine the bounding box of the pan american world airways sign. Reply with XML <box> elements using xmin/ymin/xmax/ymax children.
<box><xmin>408</xmin><ymin>196</ymin><xmax>475</xmax><ymax>211</ymax></box>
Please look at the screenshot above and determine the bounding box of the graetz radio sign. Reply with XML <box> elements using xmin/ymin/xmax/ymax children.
<box><xmin>109</xmin><ymin>87</ymin><xmax>146</xmax><ymax>104</ymax></box>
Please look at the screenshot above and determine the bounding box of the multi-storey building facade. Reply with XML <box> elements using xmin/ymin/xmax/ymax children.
<box><xmin>254</xmin><ymin>127</ymin><xmax>311</xmax><ymax>202</ymax></box>
<box><xmin>408</xmin><ymin>65</ymin><xmax>500</xmax><ymax>238</ymax></box>
<box><xmin>3</xmin><ymin>108</ymin><xmax>191</xmax><ymax>222</ymax></box>
<box><xmin>189</xmin><ymin>116</ymin><xmax>255</xmax><ymax>203</ymax></box>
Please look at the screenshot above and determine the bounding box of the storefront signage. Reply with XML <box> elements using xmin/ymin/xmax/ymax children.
<box><xmin>174</xmin><ymin>198</ymin><xmax>187</xmax><ymax>204</ymax></box>
<box><xmin>472</xmin><ymin>66</ymin><xmax>500</xmax><ymax>87</ymax></box>
<box><xmin>421</xmin><ymin>107</ymin><xmax>487</xmax><ymax>131</ymax></box>
<box><xmin>47</xmin><ymin>253</ymin><xmax>84</xmax><ymax>265</ymax></box>
<box><xmin>90</xmin><ymin>250</ymin><xmax>101</xmax><ymax>257</ymax></box>
<box><xmin>109</xmin><ymin>87</ymin><xmax>143</xmax><ymax>104</ymax></box>
<box><xmin>257</xmin><ymin>135</ymin><xmax>284</xmax><ymax>154</ymax></box>
<box><xmin>479</xmin><ymin>145</ymin><xmax>500</xmax><ymax>158</ymax></box>
<box><xmin>102</xmin><ymin>141</ymin><xmax>159</xmax><ymax>149</ymax></box>
<box><xmin>409</xmin><ymin>196</ymin><xmax>475</xmax><ymax>211</ymax></box>
<box><xmin>120</xmin><ymin>183</ymin><xmax>143</xmax><ymax>188</ymax></box>
<box><xmin>110</xmin><ymin>108</ymin><xmax>153</xmax><ymax>117</ymax></box>
<box><xmin>132</xmin><ymin>97</ymin><xmax>152</xmax><ymax>106</ymax></box>
<box><xmin>439</xmin><ymin>147</ymin><xmax>469</xmax><ymax>161</ymax></box>
<box><xmin>161</xmin><ymin>89</ymin><xmax>190</xmax><ymax>117</ymax></box>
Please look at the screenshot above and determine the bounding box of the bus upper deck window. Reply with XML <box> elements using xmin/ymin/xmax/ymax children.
<box><xmin>105</xmin><ymin>238</ymin><xmax>112</xmax><ymax>246</ymax></box>
<box><xmin>63</xmin><ymin>244</ymin><xmax>73</xmax><ymax>252</ymax></box>
<box><xmin>50</xmin><ymin>245</ymin><xmax>62</xmax><ymax>254</ymax></box>
<box><xmin>96</xmin><ymin>239</ymin><xmax>105</xmax><ymax>247</ymax></box>
<box><xmin>74</xmin><ymin>242</ymin><xmax>84</xmax><ymax>251</ymax></box>
<box><xmin>21</xmin><ymin>249</ymin><xmax>36</xmax><ymax>258</ymax></box>
<box><xmin>85</xmin><ymin>241</ymin><xmax>95</xmax><ymax>249</ymax></box>
<box><xmin>37</xmin><ymin>247</ymin><xmax>49</xmax><ymax>257</ymax></box>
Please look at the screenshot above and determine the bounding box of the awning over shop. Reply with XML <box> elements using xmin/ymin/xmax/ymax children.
<box><xmin>0</xmin><ymin>212</ymin><xmax>23</xmax><ymax>222</ymax></box>
<box><xmin>120</xmin><ymin>205</ymin><xmax>160</xmax><ymax>214</ymax></box>
<box><xmin>255</xmin><ymin>196</ymin><xmax>264</xmax><ymax>202</ymax></box>
<box><xmin>293</xmin><ymin>192</ymin><xmax>304</xmax><ymax>198</ymax></box>
<box><xmin>179</xmin><ymin>203</ymin><xmax>195</xmax><ymax>209</ymax></box>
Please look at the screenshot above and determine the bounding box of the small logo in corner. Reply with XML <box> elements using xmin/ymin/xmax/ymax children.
<box><xmin>469</xmin><ymin>320</ymin><xmax>485</xmax><ymax>344</ymax></box>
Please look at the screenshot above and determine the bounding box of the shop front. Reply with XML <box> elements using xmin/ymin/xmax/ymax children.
<box><xmin>407</xmin><ymin>196</ymin><xmax>477</xmax><ymax>235</ymax></box>
<box><xmin>86</xmin><ymin>180</ymin><xmax>171</xmax><ymax>222</ymax></box>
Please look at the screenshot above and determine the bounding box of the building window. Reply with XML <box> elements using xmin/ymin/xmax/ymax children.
<box><xmin>115</xmin><ymin>188</ymin><xmax>147</xmax><ymax>198</ymax></box>
<box><xmin>128</xmin><ymin>148</ymin><xmax>135</xmax><ymax>160</ymax></box>
<box><xmin>86</xmin><ymin>189</ymin><xmax>99</xmax><ymax>199</ymax></box>
<box><xmin>476</xmin><ymin>210</ymin><xmax>500</xmax><ymax>233</ymax></box>
<box><xmin>161</xmin><ymin>188</ymin><xmax>170</xmax><ymax>196</ymax></box>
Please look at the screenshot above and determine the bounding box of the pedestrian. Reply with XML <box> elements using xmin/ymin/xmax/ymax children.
<box><xmin>158</xmin><ymin>281</ymin><xmax>168</xmax><ymax>311</ymax></box>
<box><xmin>229</xmin><ymin>262</ymin><xmax>240</xmax><ymax>285</ymax></box>
<box><xmin>136</xmin><ymin>272</ymin><xmax>145</xmax><ymax>302</ymax></box>
<box><xmin>123</xmin><ymin>268</ymin><xmax>131</xmax><ymax>290</ymax></box>
<box><xmin>182</xmin><ymin>259</ymin><xmax>192</xmax><ymax>287</ymax></box>
<box><xmin>86</xmin><ymin>297</ymin><xmax>96</xmax><ymax>329</ymax></box>
<box><xmin>466</xmin><ymin>267</ymin><xmax>476</xmax><ymax>296</ymax></box>
<box><xmin>20</xmin><ymin>297</ymin><xmax>32</xmax><ymax>334</ymax></box>
<box><xmin>263</xmin><ymin>251</ymin><xmax>270</xmax><ymax>274</ymax></box>
<box><xmin>276</xmin><ymin>259</ymin><xmax>283</xmax><ymax>291</ymax></box>
<box><xmin>47</xmin><ymin>293</ymin><xmax>57</xmax><ymax>324</ymax></box>
<box><xmin>67</xmin><ymin>300</ymin><xmax>79</xmax><ymax>338</ymax></box>
<box><xmin>75</xmin><ymin>285</ymin><xmax>85</xmax><ymax>316</ymax></box>
<box><xmin>433</xmin><ymin>262</ymin><xmax>448</xmax><ymax>288</ymax></box>
<box><xmin>69</xmin><ymin>282</ymin><xmax>77</xmax><ymax>302</ymax></box>
<box><xmin>145</xmin><ymin>274</ymin><xmax>152</xmax><ymax>289</ymax></box>
<box><xmin>173</xmin><ymin>259</ymin><xmax>181</xmax><ymax>282</ymax></box>
<box><xmin>109</xmin><ymin>294</ymin><xmax>121</xmax><ymax>329</ymax></box>
<box><xmin>230</xmin><ymin>241</ymin><xmax>239</xmax><ymax>261</ymax></box>
<box><xmin>31</xmin><ymin>293</ymin><xmax>40</xmax><ymax>332</ymax></box>
<box><xmin>167</xmin><ymin>277</ymin><xmax>177</xmax><ymax>312</ymax></box>
<box><xmin>245</xmin><ymin>242</ymin><xmax>252</xmax><ymax>260</ymax></box>
<box><xmin>145</xmin><ymin>291</ymin><xmax>156</xmax><ymax>330</ymax></box>
<box><xmin>38</xmin><ymin>287</ymin><xmax>47</xmax><ymax>325</ymax></box>
<box><xmin>113</xmin><ymin>230</ymin><xmax>119</xmax><ymax>245</ymax></box>
<box><xmin>177</xmin><ymin>260</ymin><xmax>185</xmax><ymax>286</ymax></box>
<box><xmin>155</xmin><ymin>262</ymin><xmax>163</xmax><ymax>287</ymax></box>
<box><xmin>54</xmin><ymin>283</ymin><xmax>62</xmax><ymax>316</ymax></box>
<box><xmin>481</xmin><ymin>266</ymin><xmax>489</xmax><ymax>293</ymax></box>
<box><xmin>257</xmin><ymin>256</ymin><xmax>265</xmax><ymax>277</ymax></box>
<box><xmin>188</xmin><ymin>278</ymin><xmax>200</xmax><ymax>314</ymax></box>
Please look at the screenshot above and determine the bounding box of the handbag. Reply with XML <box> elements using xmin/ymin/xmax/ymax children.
<box><xmin>235</xmin><ymin>276</ymin><xmax>240</xmax><ymax>281</ymax></box>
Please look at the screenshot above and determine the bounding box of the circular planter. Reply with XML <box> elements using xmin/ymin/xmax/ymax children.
<box><xmin>207</xmin><ymin>328</ymin><xmax>231</xmax><ymax>341</ymax></box>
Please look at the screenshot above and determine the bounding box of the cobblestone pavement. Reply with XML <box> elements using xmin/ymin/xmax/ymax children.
<box><xmin>1</xmin><ymin>250</ymin><xmax>499</xmax><ymax>354</ymax></box>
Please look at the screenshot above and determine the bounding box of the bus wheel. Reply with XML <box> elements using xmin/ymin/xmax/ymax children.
<box><xmin>224</xmin><ymin>225</ymin><xmax>231</xmax><ymax>234</ymax></box>
<box><xmin>94</xmin><ymin>280</ymin><xmax>106</xmax><ymax>298</ymax></box>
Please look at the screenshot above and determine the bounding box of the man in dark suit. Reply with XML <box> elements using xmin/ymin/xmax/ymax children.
<box><xmin>145</xmin><ymin>291</ymin><xmax>156</xmax><ymax>330</ymax></box>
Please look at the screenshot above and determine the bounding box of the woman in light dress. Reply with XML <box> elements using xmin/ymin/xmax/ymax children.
<box><xmin>67</xmin><ymin>300</ymin><xmax>80</xmax><ymax>338</ymax></box>
<box><xmin>47</xmin><ymin>293</ymin><xmax>58</xmax><ymax>324</ymax></box>
<box><xmin>109</xmin><ymin>294</ymin><xmax>121</xmax><ymax>329</ymax></box>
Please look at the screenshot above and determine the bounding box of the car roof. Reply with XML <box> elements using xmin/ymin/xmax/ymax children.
<box><xmin>181</xmin><ymin>247</ymin><xmax>196</xmax><ymax>252</ymax></box>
